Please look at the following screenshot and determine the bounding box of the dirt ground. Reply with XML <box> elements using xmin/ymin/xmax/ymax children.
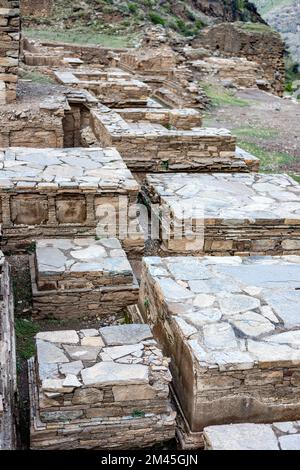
<box><xmin>204</xmin><ymin>88</ymin><xmax>300</xmax><ymax>178</ymax></box>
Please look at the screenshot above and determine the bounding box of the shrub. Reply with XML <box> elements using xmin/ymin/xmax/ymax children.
<box><xmin>128</xmin><ymin>2</ymin><xmax>138</xmax><ymax>14</ymax></box>
<box><xmin>149</xmin><ymin>12</ymin><xmax>166</xmax><ymax>26</ymax></box>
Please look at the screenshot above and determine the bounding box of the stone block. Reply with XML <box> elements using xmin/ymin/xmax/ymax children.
<box><xmin>29</xmin><ymin>325</ymin><xmax>175</xmax><ymax>449</ymax></box>
<box><xmin>139</xmin><ymin>255</ymin><xmax>300</xmax><ymax>435</ymax></box>
<box><xmin>31</xmin><ymin>237</ymin><xmax>139</xmax><ymax>320</ymax></box>
<box><xmin>144</xmin><ymin>172</ymin><xmax>300</xmax><ymax>255</ymax></box>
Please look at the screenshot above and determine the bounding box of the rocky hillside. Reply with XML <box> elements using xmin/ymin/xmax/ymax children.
<box><xmin>25</xmin><ymin>0</ymin><xmax>264</xmax><ymax>37</ymax></box>
<box><xmin>254</xmin><ymin>0</ymin><xmax>300</xmax><ymax>65</ymax></box>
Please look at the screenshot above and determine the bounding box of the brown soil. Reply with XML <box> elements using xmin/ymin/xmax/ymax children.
<box><xmin>205</xmin><ymin>88</ymin><xmax>300</xmax><ymax>164</ymax></box>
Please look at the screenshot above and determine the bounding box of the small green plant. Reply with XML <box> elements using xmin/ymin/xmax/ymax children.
<box><xmin>132</xmin><ymin>409</ymin><xmax>145</xmax><ymax>418</ymax></box>
<box><xmin>15</xmin><ymin>318</ymin><xmax>40</xmax><ymax>361</ymax></box>
<box><xmin>144</xmin><ymin>298</ymin><xmax>150</xmax><ymax>308</ymax></box>
<box><xmin>161</xmin><ymin>160</ymin><xmax>169</xmax><ymax>170</ymax></box>
<box><xmin>26</xmin><ymin>241</ymin><xmax>36</xmax><ymax>254</ymax></box>
<box><xmin>128</xmin><ymin>2</ymin><xmax>138</xmax><ymax>14</ymax></box>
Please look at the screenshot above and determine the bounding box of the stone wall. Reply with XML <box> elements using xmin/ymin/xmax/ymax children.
<box><xmin>54</xmin><ymin>69</ymin><xmax>152</xmax><ymax>108</ymax></box>
<box><xmin>24</xmin><ymin>39</ymin><xmax>127</xmax><ymax>67</ymax></box>
<box><xmin>143</xmin><ymin>173</ymin><xmax>300</xmax><ymax>256</ymax></box>
<box><xmin>139</xmin><ymin>256</ymin><xmax>300</xmax><ymax>442</ymax></box>
<box><xmin>0</xmin><ymin>252</ymin><xmax>16</xmax><ymax>449</ymax></box>
<box><xmin>21</xmin><ymin>0</ymin><xmax>53</xmax><ymax>17</ymax></box>
<box><xmin>194</xmin><ymin>22</ymin><xmax>285</xmax><ymax>96</ymax></box>
<box><xmin>91</xmin><ymin>106</ymin><xmax>257</xmax><ymax>174</ymax></box>
<box><xmin>0</xmin><ymin>0</ymin><xmax>20</xmax><ymax>103</ymax></box>
<box><xmin>190</xmin><ymin>56</ymin><xmax>268</xmax><ymax>90</ymax></box>
<box><xmin>30</xmin><ymin>238</ymin><xmax>139</xmax><ymax>320</ymax></box>
<box><xmin>29</xmin><ymin>325</ymin><xmax>176</xmax><ymax>449</ymax></box>
<box><xmin>0</xmin><ymin>107</ymin><xmax>64</xmax><ymax>148</ymax></box>
<box><xmin>0</xmin><ymin>148</ymin><xmax>144</xmax><ymax>256</ymax></box>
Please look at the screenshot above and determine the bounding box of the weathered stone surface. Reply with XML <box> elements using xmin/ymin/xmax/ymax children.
<box><xmin>31</xmin><ymin>237</ymin><xmax>139</xmax><ymax>320</ymax></box>
<box><xmin>0</xmin><ymin>251</ymin><xmax>17</xmax><ymax>449</ymax></box>
<box><xmin>0</xmin><ymin>147</ymin><xmax>143</xmax><ymax>258</ymax></box>
<box><xmin>204</xmin><ymin>423</ymin><xmax>280</xmax><ymax>450</ymax></box>
<box><xmin>112</xmin><ymin>384</ymin><xmax>157</xmax><ymax>402</ymax></box>
<box><xmin>36</xmin><ymin>331</ymin><xmax>79</xmax><ymax>345</ymax></box>
<box><xmin>144</xmin><ymin>173</ymin><xmax>300</xmax><ymax>255</ymax></box>
<box><xmin>29</xmin><ymin>325</ymin><xmax>175</xmax><ymax>449</ymax></box>
<box><xmin>99</xmin><ymin>324</ymin><xmax>152</xmax><ymax>346</ymax></box>
<box><xmin>36</xmin><ymin>340</ymin><xmax>69</xmax><ymax>364</ymax></box>
<box><xmin>81</xmin><ymin>362</ymin><xmax>149</xmax><ymax>387</ymax></box>
<box><xmin>140</xmin><ymin>255</ymin><xmax>300</xmax><ymax>433</ymax></box>
<box><xmin>64</xmin><ymin>345</ymin><xmax>101</xmax><ymax>362</ymax></box>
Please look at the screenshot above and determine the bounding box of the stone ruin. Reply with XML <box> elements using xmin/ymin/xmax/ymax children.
<box><xmin>30</xmin><ymin>238</ymin><xmax>139</xmax><ymax>321</ymax></box>
<box><xmin>143</xmin><ymin>173</ymin><xmax>300</xmax><ymax>255</ymax></box>
<box><xmin>29</xmin><ymin>324</ymin><xmax>176</xmax><ymax>449</ymax></box>
<box><xmin>0</xmin><ymin>1</ymin><xmax>300</xmax><ymax>451</ymax></box>
<box><xmin>54</xmin><ymin>69</ymin><xmax>152</xmax><ymax>109</ymax></box>
<box><xmin>139</xmin><ymin>255</ymin><xmax>300</xmax><ymax>448</ymax></box>
<box><xmin>91</xmin><ymin>105</ymin><xmax>253</xmax><ymax>174</ymax></box>
<box><xmin>190</xmin><ymin>56</ymin><xmax>269</xmax><ymax>91</ymax></box>
<box><xmin>0</xmin><ymin>0</ymin><xmax>20</xmax><ymax>104</ymax></box>
<box><xmin>0</xmin><ymin>147</ymin><xmax>144</xmax><ymax>255</ymax></box>
<box><xmin>193</xmin><ymin>22</ymin><xmax>285</xmax><ymax>96</ymax></box>
<box><xmin>0</xmin><ymin>251</ymin><xmax>16</xmax><ymax>449</ymax></box>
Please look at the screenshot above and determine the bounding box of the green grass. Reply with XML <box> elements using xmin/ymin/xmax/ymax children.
<box><xmin>15</xmin><ymin>318</ymin><xmax>40</xmax><ymax>361</ymax></box>
<box><xmin>238</xmin><ymin>140</ymin><xmax>299</xmax><ymax>182</ymax></box>
<box><xmin>201</xmin><ymin>83</ymin><xmax>251</xmax><ymax>108</ymax></box>
<box><xmin>24</xmin><ymin>27</ymin><xmax>134</xmax><ymax>48</ymax></box>
<box><xmin>20</xmin><ymin>70</ymin><xmax>54</xmax><ymax>84</ymax></box>
<box><xmin>15</xmin><ymin>318</ymin><xmax>70</xmax><ymax>362</ymax></box>
<box><xmin>232</xmin><ymin>127</ymin><xmax>278</xmax><ymax>139</ymax></box>
<box><xmin>236</xmin><ymin>21</ymin><xmax>276</xmax><ymax>34</ymax></box>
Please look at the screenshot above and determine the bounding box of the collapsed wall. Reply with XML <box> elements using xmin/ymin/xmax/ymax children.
<box><xmin>193</xmin><ymin>22</ymin><xmax>285</xmax><ymax>96</ymax></box>
<box><xmin>0</xmin><ymin>0</ymin><xmax>20</xmax><ymax>103</ymax></box>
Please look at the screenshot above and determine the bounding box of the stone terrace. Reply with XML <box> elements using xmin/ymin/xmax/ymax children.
<box><xmin>204</xmin><ymin>422</ymin><xmax>300</xmax><ymax>450</ymax></box>
<box><xmin>0</xmin><ymin>147</ymin><xmax>144</xmax><ymax>255</ymax></box>
<box><xmin>91</xmin><ymin>105</ymin><xmax>258</xmax><ymax>173</ymax></box>
<box><xmin>143</xmin><ymin>173</ymin><xmax>300</xmax><ymax>255</ymax></box>
<box><xmin>139</xmin><ymin>255</ymin><xmax>300</xmax><ymax>445</ymax></box>
<box><xmin>29</xmin><ymin>324</ymin><xmax>176</xmax><ymax>449</ymax></box>
<box><xmin>0</xmin><ymin>251</ymin><xmax>16</xmax><ymax>449</ymax></box>
<box><xmin>30</xmin><ymin>238</ymin><xmax>139</xmax><ymax>320</ymax></box>
<box><xmin>54</xmin><ymin>69</ymin><xmax>151</xmax><ymax>108</ymax></box>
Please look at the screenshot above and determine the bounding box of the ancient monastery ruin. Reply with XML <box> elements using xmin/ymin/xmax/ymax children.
<box><xmin>0</xmin><ymin>0</ymin><xmax>300</xmax><ymax>451</ymax></box>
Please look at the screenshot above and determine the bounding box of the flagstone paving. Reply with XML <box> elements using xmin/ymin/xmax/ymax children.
<box><xmin>140</xmin><ymin>255</ymin><xmax>300</xmax><ymax>432</ymax></box>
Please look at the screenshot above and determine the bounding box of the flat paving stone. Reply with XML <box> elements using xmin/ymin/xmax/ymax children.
<box><xmin>81</xmin><ymin>361</ymin><xmax>149</xmax><ymax>387</ymax></box>
<box><xmin>140</xmin><ymin>255</ymin><xmax>300</xmax><ymax>431</ymax></box>
<box><xmin>99</xmin><ymin>324</ymin><xmax>152</xmax><ymax>346</ymax></box>
<box><xmin>144</xmin><ymin>173</ymin><xmax>300</xmax><ymax>255</ymax></box>
<box><xmin>204</xmin><ymin>423</ymin><xmax>280</xmax><ymax>450</ymax></box>
<box><xmin>0</xmin><ymin>147</ymin><xmax>138</xmax><ymax>192</ymax></box>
